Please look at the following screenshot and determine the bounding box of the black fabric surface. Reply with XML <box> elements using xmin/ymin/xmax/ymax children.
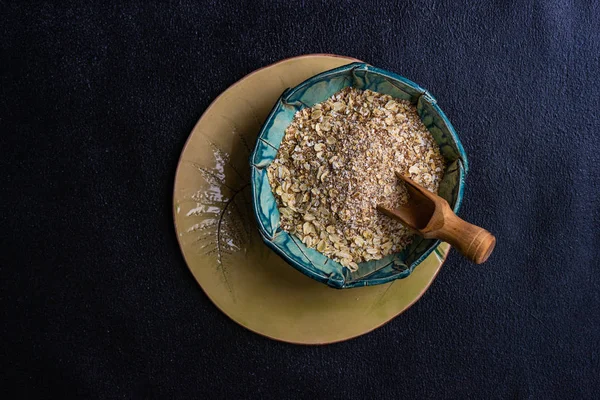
<box><xmin>2</xmin><ymin>1</ymin><xmax>599</xmax><ymax>398</ymax></box>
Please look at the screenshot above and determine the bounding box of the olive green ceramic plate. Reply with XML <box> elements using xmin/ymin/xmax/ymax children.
<box><xmin>173</xmin><ymin>54</ymin><xmax>450</xmax><ymax>344</ymax></box>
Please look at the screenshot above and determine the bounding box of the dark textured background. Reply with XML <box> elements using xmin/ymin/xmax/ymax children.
<box><xmin>1</xmin><ymin>1</ymin><xmax>599</xmax><ymax>398</ymax></box>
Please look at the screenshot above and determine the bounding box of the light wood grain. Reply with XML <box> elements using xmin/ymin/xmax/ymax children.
<box><xmin>379</xmin><ymin>172</ymin><xmax>495</xmax><ymax>264</ymax></box>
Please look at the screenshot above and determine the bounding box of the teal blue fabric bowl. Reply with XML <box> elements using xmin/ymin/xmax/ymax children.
<box><xmin>250</xmin><ymin>62</ymin><xmax>468</xmax><ymax>289</ymax></box>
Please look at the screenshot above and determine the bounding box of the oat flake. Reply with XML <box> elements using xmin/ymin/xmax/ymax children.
<box><xmin>267</xmin><ymin>88</ymin><xmax>445</xmax><ymax>271</ymax></box>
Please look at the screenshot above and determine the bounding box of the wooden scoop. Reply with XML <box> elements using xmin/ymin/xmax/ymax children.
<box><xmin>377</xmin><ymin>172</ymin><xmax>496</xmax><ymax>264</ymax></box>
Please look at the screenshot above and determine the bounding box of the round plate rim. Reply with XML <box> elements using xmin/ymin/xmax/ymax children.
<box><xmin>172</xmin><ymin>54</ymin><xmax>450</xmax><ymax>345</ymax></box>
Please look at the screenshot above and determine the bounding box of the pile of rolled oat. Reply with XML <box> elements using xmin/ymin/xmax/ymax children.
<box><xmin>267</xmin><ymin>87</ymin><xmax>445</xmax><ymax>270</ymax></box>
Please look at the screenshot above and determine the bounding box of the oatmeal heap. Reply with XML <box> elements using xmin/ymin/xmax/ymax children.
<box><xmin>267</xmin><ymin>87</ymin><xmax>445</xmax><ymax>270</ymax></box>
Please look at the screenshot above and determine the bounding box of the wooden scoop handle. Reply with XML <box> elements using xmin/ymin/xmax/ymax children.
<box><xmin>383</xmin><ymin>173</ymin><xmax>496</xmax><ymax>264</ymax></box>
<box><xmin>428</xmin><ymin>212</ymin><xmax>496</xmax><ymax>264</ymax></box>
